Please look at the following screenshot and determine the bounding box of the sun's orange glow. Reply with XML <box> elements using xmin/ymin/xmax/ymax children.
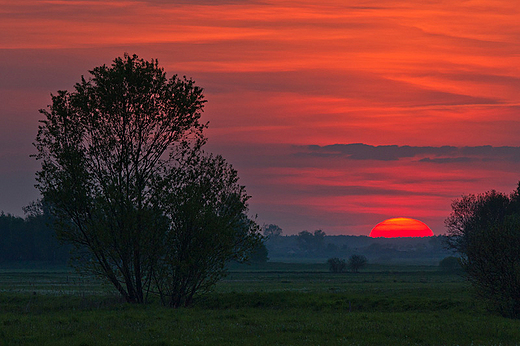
<box><xmin>369</xmin><ymin>218</ymin><xmax>434</xmax><ymax>238</ymax></box>
<box><xmin>0</xmin><ymin>0</ymin><xmax>519</xmax><ymax>234</ymax></box>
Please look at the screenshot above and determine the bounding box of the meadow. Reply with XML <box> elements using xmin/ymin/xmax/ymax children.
<box><xmin>1</xmin><ymin>262</ymin><xmax>520</xmax><ymax>345</ymax></box>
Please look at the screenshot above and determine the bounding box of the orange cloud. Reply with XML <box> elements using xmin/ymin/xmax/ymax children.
<box><xmin>1</xmin><ymin>0</ymin><xmax>519</xmax><ymax>234</ymax></box>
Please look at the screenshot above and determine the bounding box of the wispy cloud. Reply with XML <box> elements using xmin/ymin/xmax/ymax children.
<box><xmin>1</xmin><ymin>0</ymin><xmax>519</xmax><ymax>235</ymax></box>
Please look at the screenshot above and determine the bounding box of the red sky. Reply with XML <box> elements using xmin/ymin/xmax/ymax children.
<box><xmin>1</xmin><ymin>0</ymin><xmax>520</xmax><ymax>235</ymax></box>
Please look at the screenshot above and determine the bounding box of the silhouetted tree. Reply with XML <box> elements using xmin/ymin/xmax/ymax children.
<box><xmin>438</xmin><ymin>256</ymin><xmax>461</xmax><ymax>272</ymax></box>
<box><xmin>263</xmin><ymin>224</ymin><xmax>282</xmax><ymax>239</ymax></box>
<box><xmin>327</xmin><ymin>257</ymin><xmax>346</xmax><ymax>273</ymax></box>
<box><xmin>249</xmin><ymin>241</ymin><xmax>269</xmax><ymax>264</ymax></box>
<box><xmin>33</xmin><ymin>54</ymin><xmax>260</xmax><ymax>306</ymax></box>
<box><xmin>348</xmin><ymin>254</ymin><xmax>367</xmax><ymax>273</ymax></box>
<box><xmin>151</xmin><ymin>151</ymin><xmax>261</xmax><ymax>307</ymax></box>
<box><xmin>445</xmin><ymin>184</ymin><xmax>520</xmax><ymax>318</ymax></box>
<box><xmin>297</xmin><ymin>229</ymin><xmax>326</xmax><ymax>254</ymax></box>
<box><xmin>313</xmin><ymin>229</ymin><xmax>326</xmax><ymax>246</ymax></box>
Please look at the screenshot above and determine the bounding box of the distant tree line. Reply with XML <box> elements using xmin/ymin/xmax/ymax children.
<box><xmin>0</xmin><ymin>211</ymin><xmax>69</xmax><ymax>264</ymax></box>
<box><xmin>0</xmin><ymin>208</ymin><xmax>268</xmax><ymax>268</ymax></box>
<box><xmin>263</xmin><ymin>224</ymin><xmax>452</xmax><ymax>263</ymax></box>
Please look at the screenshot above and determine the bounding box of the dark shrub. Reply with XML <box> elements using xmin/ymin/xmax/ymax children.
<box><xmin>327</xmin><ymin>257</ymin><xmax>346</xmax><ymax>273</ymax></box>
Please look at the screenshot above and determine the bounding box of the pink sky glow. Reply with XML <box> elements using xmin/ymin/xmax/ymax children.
<box><xmin>1</xmin><ymin>0</ymin><xmax>520</xmax><ymax>235</ymax></box>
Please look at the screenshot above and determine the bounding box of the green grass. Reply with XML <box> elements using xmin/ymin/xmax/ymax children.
<box><xmin>0</xmin><ymin>263</ymin><xmax>519</xmax><ymax>345</ymax></box>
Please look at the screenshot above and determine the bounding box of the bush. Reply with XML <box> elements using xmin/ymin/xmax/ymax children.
<box><xmin>327</xmin><ymin>258</ymin><xmax>346</xmax><ymax>273</ymax></box>
<box><xmin>438</xmin><ymin>256</ymin><xmax>461</xmax><ymax>272</ymax></box>
<box><xmin>348</xmin><ymin>255</ymin><xmax>367</xmax><ymax>273</ymax></box>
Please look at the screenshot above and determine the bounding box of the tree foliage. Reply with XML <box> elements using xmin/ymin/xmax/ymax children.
<box><xmin>348</xmin><ymin>254</ymin><xmax>367</xmax><ymax>273</ymax></box>
<box><xmin>151</xmin><ymin>151</ymin><xmax>261</xmax><ymax>307</ymax></box>
<box><xmin>33</xmin><ymin>54</ymin><xmax>261</xmax><ymax>306</ymax></box>
<box><xmin>327</xmin><ymin>257</ymin><xmax>346</xmax><ymax>273</ymax></box>
<box><xmin>249</xmin><ymin>241</ymin><xmax>269</xmax><ymax>264</ymax></box>
<box><xmin>438</xmin><ymin>256</ymin><xmax>461</xmax><ymax>272</ymax></box>
<box><xmin>297</xmin><ymin>229</ymin><xmax>326</xmax><ymax>253</ymax></box>
<box><xmin>0</xmin><ymin>210</ymin><xmax>70</xmax><ymax>263</ymax></box>
<box><xmin>263</xmin><ymin>224</ymin><xmax>282</xmax><ymax>238</ymax></box>
<box><xmin>445</xmin><ymin>183</ymin><xmax>520</xmax><ymax>318</ymax></box>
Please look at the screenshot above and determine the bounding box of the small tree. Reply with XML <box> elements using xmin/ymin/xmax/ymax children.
<box><xmin>327</xmin><ymin>257</ymin><xmax>346</xmax><ymax>273</ymax></box>
<box><xmin>446</xmin><ymin>184</ymin><xmax>520</xmax><ymax>318</ymax></box>
<box><xmin>348</xmin><ymin>254</ymin><xmax>367</xmax><ymax>273</ymax></box>
<box><xmin>438</xmin><ymin>256</ymin><xmax>462</xmax><ymax>272</ymax></box>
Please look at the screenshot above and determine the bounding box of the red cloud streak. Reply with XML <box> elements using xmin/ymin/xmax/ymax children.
<box><xmin>0</xmin><ymin>0</ymin><xmax>519</xmax><ymax>235</ymax></box>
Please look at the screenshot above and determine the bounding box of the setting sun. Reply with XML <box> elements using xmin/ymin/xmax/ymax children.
<box><xmin>369</xmin><ymin>217</ymin><xmax>434</xmax><ymax>238</ymax></box>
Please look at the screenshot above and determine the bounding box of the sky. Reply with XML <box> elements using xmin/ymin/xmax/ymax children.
<box><xmin>1</xmin><ymin>0</ymin><xmax>520</xmax><ymax>235</ymax></box>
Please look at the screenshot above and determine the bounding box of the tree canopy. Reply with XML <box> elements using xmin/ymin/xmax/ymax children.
<box><xmin>348</xmin><ymin>254</ymin><xmax>367</xmax><ymax>273</ymax></box>
<box><xmin>263</xmin><ymin>224</ymin><xmax>282</xmax><ymax>238</ymax></box>
<box><xmin>445</xmin><ymin>183</ymin><xmax>520</xmax><ymax>318</ymax></box>
<box><xmin>327</xmin><ymin>257</ymin><xmax>347</xmax><ymax>273</ymax></box>
<box><xmin>0</xmin><ymin>210</ymin><xmax>69</xmax><ymax>263</ymax></box>
<box><xmin>34</xmin><ymin>54</ymin><xmax>261</xmax><ymax>306</ymax></box>
<box><xmin>297</xmin><ymin>229</ymin><xmax>326</xmax><ymax>254</ymax></box>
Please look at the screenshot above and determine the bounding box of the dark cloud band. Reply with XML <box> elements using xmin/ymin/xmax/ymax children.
<box><xmin>301</xmin><ymin>143</ymin><xmax>520</xmax><ymax>163</ymax></box>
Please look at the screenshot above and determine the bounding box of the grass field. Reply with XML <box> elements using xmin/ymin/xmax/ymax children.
<box><xmin>1</xmin><ymin>262</ymin><xmax>519</xmax><ymax>345</ymax></box>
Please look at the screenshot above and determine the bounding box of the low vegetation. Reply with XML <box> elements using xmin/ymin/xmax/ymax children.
<box><xmin>347</xmin><ymin>254</ymin><xmax>368</xmax><ymax>273</ymax></box>
<box><xmin>438</xmin><ymin>256</ymin><xmax>462</xmax><ymax>272</ymax></box>
<box><xmin>327</xmin><ymin>257</ymin><xmax>347</xmax><ymax>273</ymax></box>
<box><xmin>1</xmin><ymin>262</ymin><xmax>520</xmax><ymax>345</ymax></box>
